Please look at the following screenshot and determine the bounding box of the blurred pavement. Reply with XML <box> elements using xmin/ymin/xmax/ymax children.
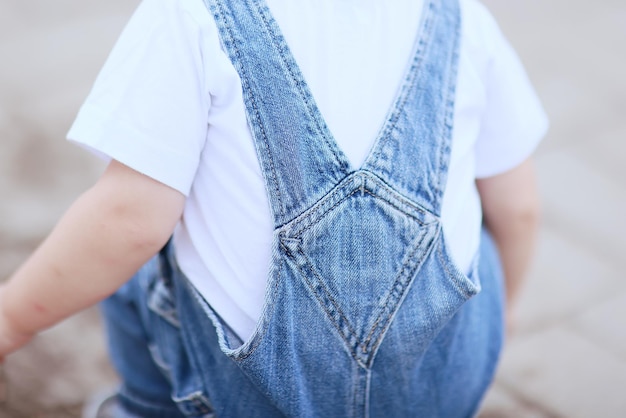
<box><xmin>0</xmin><ymin>0</ymin><xmax>625</xmax><ymax>416</ymax></box>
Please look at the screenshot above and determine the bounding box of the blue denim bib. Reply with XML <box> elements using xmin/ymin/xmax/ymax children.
<box><xmin>102</xmin><ymin>0</ymin><xmax>505</xmax><ymax>416</ymax></box>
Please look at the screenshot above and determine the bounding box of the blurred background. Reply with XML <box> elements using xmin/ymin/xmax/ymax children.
<box><xmin>0</xmin><ymin>0</ymin><xmax>624</xmax><ymax>416</ymax></box>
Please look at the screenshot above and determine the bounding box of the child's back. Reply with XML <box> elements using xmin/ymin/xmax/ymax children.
<box><xmin>0</xmin><ymin>0</ymin><xmax>547</xmax><ymax>416</ymax></box>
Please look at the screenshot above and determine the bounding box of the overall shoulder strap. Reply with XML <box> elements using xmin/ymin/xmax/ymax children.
<box><xmin>204</xmin><ymin>0</ymin><xmax>351</xmax><ymax>227</ymax></box>
<box><xmin>361</xmin><ymin>0</ymin><xmax>461</xmax><ymax>217</ymax></box>
<box><xmin>204</xmin><ymin>0</ymin><xmax>461</xmax><ymax>222</ymax></box>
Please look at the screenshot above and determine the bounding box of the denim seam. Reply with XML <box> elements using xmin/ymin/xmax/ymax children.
<box><xmin>285</xmin><ymin>223</ymin><xmax>436</xmax><ymax>368</ymax></box>
<box><xmin>436</xmin><ymin>241</ymin><xmax>476</xmax><ymax>298</ymax></box>
<box><xmin>254</xmin><ymin>1</ymin><xmax>348</xmax><ymax>175</ymax></box>
<box><xmin>291</xmin><ymin>187</ymin><xmax>429</xmax><ymax>240</ymax></box>
<box><xmin>279</xmin><ymin>177</ymin><xmax>354</xmax><ymax>232</ymax></box>
<box><xmin>292</xmin><ymin>188</ymin><xmax>360</xmax><ymax>239</ymax></box>
<box><xmin>209</xmin><ymin>0</ymin><xmax>285</xmax><ymax>221</ymax></box>
<box><xmin>147</xmin><ymin>279</ymin><xmax>181</xmax><ymax>329</ymax></box>
<box><xmin>432</xmin><ymin>2</ymin><xmax>461</xmax><ymax>214</ymax></box>
<box><xmin>364</xmin><ymin>369</ymin><xmax>373</xmax><ymax>418</ymax></box>
<box><xmin>166</xmin><ymin>305</ymin><xmax>216</xmax><ymax>417</ymax></box>
<box><xmin>361</xmin><ymin>226</ymin><xmax>434</xmax><ymax>362</ymax></box>
<box><xmin>145</xmin><ymin>260</ymin><xmax>216</xmax><ymax>417</ymax></box>
<box><xmin>171</xmin><ymin>391</ymin><xmax>214</xmax><ymax>415</ymax></box>
<box><xmin>287</xmin><ymin>248</ymin><xmax>363</xmax><ymax>365</ymax></box>
<box><xmin>229</xmin><ymin>258</ymin><xmax>283</xmax><ymax>360</ymax></box>
<box><xmin>147</xmin><ymin>342</ymin><xmax>174</xmax><ymax>383</ymax></box>
<box><xmin>284</xmin><ymin>173</ymin><xmax>432</xmax><ymax>239</ymax></box>
<box><xmin>367</xmin><ymin>0</ymin><xmax>436</xmax><ymax>167</ymax></box>
<box><xmin>361</xmin><ymin>171</ymin><xmax>435</xmax><ymax>219</ymax></box>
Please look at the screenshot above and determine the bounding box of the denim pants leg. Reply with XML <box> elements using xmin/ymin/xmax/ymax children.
<box><xmin>101</xmin><ymin>253</ymin><xmax>213</xmax><ymax>418</ymax></box>
<box><xmin>101</xmin><ymin>226</ymin><xmax>504</xmax><ymax>418</ymax></box>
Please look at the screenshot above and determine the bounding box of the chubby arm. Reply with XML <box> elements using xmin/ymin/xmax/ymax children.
<box><xmin>476</xmin><ymin>158</ymin><xmax>540</xmax><ymax>322</ymax></box>
<box><xmin>0</xmin><ymin>160</ymin><xmax>185</xmax><ymax>358</ymax></box>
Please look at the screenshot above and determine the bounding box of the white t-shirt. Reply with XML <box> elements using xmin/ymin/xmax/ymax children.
<box><xmin>68</xmin><ymin>0</ymin><xmax>548</xmax><ymax>340</ymax></box>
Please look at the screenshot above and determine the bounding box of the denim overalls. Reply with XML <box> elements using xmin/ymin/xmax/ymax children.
<box><xmin>101</xmin><ymin>0</ymin><xmax>505</xmax><ymax>416</ymax></box>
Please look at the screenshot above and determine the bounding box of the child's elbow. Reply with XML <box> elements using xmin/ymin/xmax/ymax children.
<box><xmin>510</xmin><ymin>197</ymin><xmax>541</xmax><ymax>231</ymax></box>
<box><xmin>477</xmin><ymin>157</ymin><xmax>541</xmax><ymax>233</ymax></box>
<box><xmin>122</xmin><ymin>216</ymin><xmax>173</xmax><ymax>255</ymax></box>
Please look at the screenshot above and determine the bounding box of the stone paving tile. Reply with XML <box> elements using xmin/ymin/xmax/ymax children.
<box><xmin>483</xmin><ymin>0</ymin><xmax>626</xmax><ymax>151</ymax></box>
<box><xmin>0</xmin><ymin>246</ymin><xmax>33</xmax><ymax>282</ymax></box>
<box><xmin>537</xmin><ymin>85</ymin><xmax>625</xmax><ymax>154</ymax></box>
<box><xmin>568</xmin><ymin>125</ymin><xmax>626</xmax><ymax>193</ymax></box>
<box><xmin>8</xmin><ymin>87</ymin><xmax>88</xmax><ymax>150</ymax></box>
<box><xmin>1</xmin><ymin>308</ymin><xmax>118</xmax><ymax>416</ymax></box>
<box><xmin>0</xmin><ymin>107</ymin><xmax>8</xmax><ymax>130</ymax></box>
<box><xmin>0</xmin><ymin>3</ymin><xmax>20</xmax><ymax>40</ymax></box>
<box><xmin>512</xmin><ymin>227</ymin><xmax>624</xmax><ymax>333</ymax></box>
<box><xmin>0</xmin><ymin>405</ymin><xmax>82</xmax><ymax>418</ymax></box>
<box><xmin>539</xmin><ymin>80</ymin><xmax>626</xmax><ymax>153</ymax></box>
<box><xmin>0</xmin><ymin>184</ymin><xmax>77</xmax><ymax>245</ymax></box>
<box><xmin>4</xmin><ymin>86</ymin><xmax>106</xmax><ymax>191</ymax></box>
<box><xmin>498</xmin><ymin>327</ymin><xmax>626</xmax><ymax>418</ymax></box>
<box><xmin>0</xmin><ymin>90</ymin><xmax>105</xmax><ymax>244</ymax></box>
<box><xmin>0</xmin><ymin>0</ymin><xmax>139</xmax><ymax>39</ymax></box>
<box><xmin>534</xmin><ymin>151</ymin><xmax>626</xmax><ymax>269</ymax></box>
<box><xmin>478</xmin><ymin>382</ymin><xmax>556</xmax><ymax>418</ymax></box>
<box><xmin>572</xmin><ymin>291</ymin><xmax>626</xmax><ymax>361</ymax></box>
<box><xmin>0</xmin><ymin>15</ymin><xmax>133</xmax><ymax>107</ymax></box>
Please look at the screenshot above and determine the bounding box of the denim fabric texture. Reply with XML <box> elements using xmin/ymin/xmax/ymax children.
<box><xmin>101</xmin><ymin>0</ymin><xmax>505</xmax><ymax>416</ymax></box>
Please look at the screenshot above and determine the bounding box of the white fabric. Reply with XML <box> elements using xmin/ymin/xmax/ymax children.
<box><xmin>68</xmin><ymin>0</ymin><xmax>548</xmax><ymax>340</ymax></box>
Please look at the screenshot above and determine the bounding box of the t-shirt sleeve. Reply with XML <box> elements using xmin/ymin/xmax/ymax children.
<box><xmin>67</xmin><ymin>0</ymin><xmax>211</xmax><ymax>196</ymax></box>
<box><xmin>472</xmin><ymin>4</ymin><xmax>549</xmax><ymax>179</ymax></box>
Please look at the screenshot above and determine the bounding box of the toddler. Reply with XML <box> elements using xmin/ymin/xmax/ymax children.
<box><xmin>0</xmin><ymin>0</ymin><xmax>547</xmax><ymax>416</ymax></box>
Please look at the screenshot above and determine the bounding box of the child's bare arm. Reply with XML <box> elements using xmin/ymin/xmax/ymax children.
<box><xmin>476</xmin><ymin>158</ymin><xmax>540</xmax><ymax>318</ymax></box>
<box><xmin>0</xmin><ymin>160</ymin><xmax>185</xmax><ymax>358</ymax></box>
